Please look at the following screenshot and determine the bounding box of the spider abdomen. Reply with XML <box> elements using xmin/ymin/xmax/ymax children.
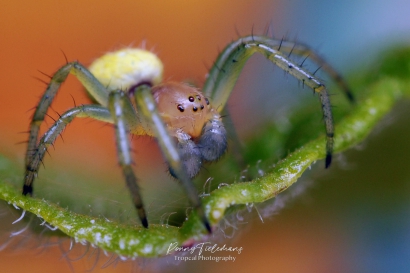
<box><xmin>89</xmin><ymin>48</ymin><xmax>164</xmax><ymax>94</ymax></box>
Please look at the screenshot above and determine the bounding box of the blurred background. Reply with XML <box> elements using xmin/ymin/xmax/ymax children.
<box><xmin>1</xmin><ymin>0</ymin><xmax>410</xmax><ymax>272</ymax></box>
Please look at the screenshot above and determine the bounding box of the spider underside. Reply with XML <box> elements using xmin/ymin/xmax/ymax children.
<box><xmin>23</xmin><ymin>35</ymin><xmax>353</xmax><ymax>233</ymax></box>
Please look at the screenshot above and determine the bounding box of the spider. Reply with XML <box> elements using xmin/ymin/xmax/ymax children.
<box><xmin>23</xmin><ymin>35</ymin><xmax>353</xmax><ymax>233</ymax></box>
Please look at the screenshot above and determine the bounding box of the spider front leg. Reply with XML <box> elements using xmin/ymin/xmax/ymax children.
<box><xmin>203</xmin><ymin>35</ymin><xmax>345</xmax><ymax>168</ymax></box>
<box><xmin>258</xmin><ymin>38</ymin><xmax>354</xmax><ymax>102</ymax></box>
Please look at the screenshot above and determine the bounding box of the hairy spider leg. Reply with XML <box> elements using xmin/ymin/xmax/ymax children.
<box><xmin>23</xmin><ymin>105</ymin><xmax>112</xmax><ymax>194</ymax></box>
<box><xmin>22</xmin><ymin>100</ymin><xmax>149</xmax><ymax>227</ymax></box>
<box><xmin>108</xmin><ymin>91</ymin><xmax>148</xmax><ymax>228</ymax></box>
<box><xmin>25</xmin><ymin>62</ymin><xmax>109</xmax><ymax>170</ymax></box>
<box><xmin>255</xmin><ymin>37</ymin><xmax>354</xmax><ymax>102</ymax></box>
<box><xmin>204</xmin><ymin>36</ymin><xmax>353</xmax><ymax>103</ymax></box>
<box><xmin>134</xmin><ymin>85</ymin><xmax>211</xmax><ymax>233</ymax></box>
<box><xmin>203</xmin><ymin>35</ymin><xmax>339</xmax><ymax>168</ymax></box>
<box><xmin>23</xmin><ymin>101</ymin><xmax>149</xmax><ymax>227</ymax></box>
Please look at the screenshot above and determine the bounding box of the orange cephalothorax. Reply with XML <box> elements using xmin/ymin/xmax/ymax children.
<box><xmin>152</xmin><ymin>82</ymin><xmax>214</xmax><ymax>139</ymax></box>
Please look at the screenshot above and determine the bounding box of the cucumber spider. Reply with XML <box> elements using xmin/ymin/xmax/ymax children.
<box><xmin>23</xmin><ymin>35</ymin><xmax>353</xmax><ymax>233</ymax></box>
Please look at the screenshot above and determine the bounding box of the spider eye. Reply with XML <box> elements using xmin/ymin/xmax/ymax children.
<box><xmin>196</xmin><ymin>95</ymin><xmax>201</xmax><ymax>101</ymax></box>
<box><xmin>188</xmin><ymin>96</ymin><xmax>195</xmax><ymax>102</ymax></box>
<box><xmin>193</xmin><ymin>106</ymin><xmax>198</xmax><ymax>112</ymax></box>
<box><xmin>200</xmin><ymin>105</ymin><xmax>204</xmax><ymax>110</ymax></box>
<box><xmin>177</xmin><ymin>104</ymin><xmax>185</xmax><ymax>112</ymax></box>
<box><xmin>205</xmin><ymin>98</ymin><xmax>210</xmax><ymax>105</ymax></box>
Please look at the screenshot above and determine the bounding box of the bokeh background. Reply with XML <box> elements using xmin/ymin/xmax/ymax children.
<box><xmin>1</xmin><ymin>0</ymin><xmax>410</xmax><ymax>272</ymax></box>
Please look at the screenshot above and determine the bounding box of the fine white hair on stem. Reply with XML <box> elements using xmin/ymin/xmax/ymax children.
<box><xmin>11</xmin><ymin>209</ymin><xmax>26</xmax><ymax>224</ymax></box>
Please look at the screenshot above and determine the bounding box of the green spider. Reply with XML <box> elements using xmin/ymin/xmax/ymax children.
<box><xmin>23</xmin><ymin>35</ymin><xmax>353</xmax><ymax>233</ymax></box>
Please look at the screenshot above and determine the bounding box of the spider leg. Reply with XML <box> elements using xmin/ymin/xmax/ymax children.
<box><xmin>203</xmin><ymin>35</ymin><xmax>353</xmax><ymax>104</ymax></box>
<box><xmin>23</xmin><ymin>99</ymin><xmax>148</xmax><ymax>228</ymax></box>
<box><xmin>277</xmin><ymin>40</ymin><xmax>354</xmax><ymax>102</ymax></box>
<box><xmin>250</xmin><ymin>39</ymin><xmax>354</xmax><ymax>102</ymax></box>
<box><xmin>108</xmin><ymin>91</ymin><xmax>148</xmax><ymax>228</ymax></box>
<box><xmin>133</xmin><ymin>85</ymin><xmax>211</xmax><ymax>233</ymax></box>
<box><xmin>25</xmin><ymin>62</ymin><xmax>109</xmax><ymax>170</ymax></box>
<box><xmin>203</xmin><ymin>35</ymin><xmax>340</xmax><ymax>168</ymax></box>
<box><xmin>23</xmin><ymin>105</ymin><xmax>113</xmax><ymax>196</ymax></box>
